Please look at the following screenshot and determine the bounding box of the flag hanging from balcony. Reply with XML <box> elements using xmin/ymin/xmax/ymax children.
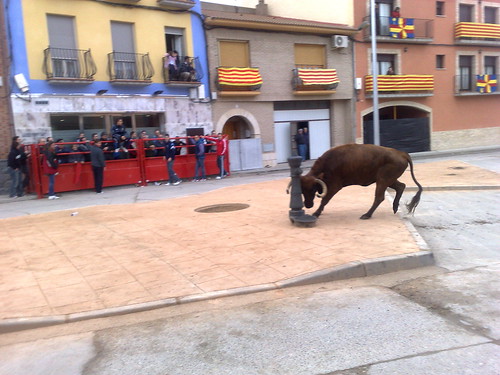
<box><xmin>297</xmin><ymin>69</ymin><xmax>339</xmax><ymax>86</ymax></box>
<box><xmin>365</xmin><ymin>75</ymin><xmax>434</xmax><ymax>91</ymax></box>
<box><xmin>217</xmin><ymin>67</ymin><xmax>263</xmax><ymax>87</ymax></box>
<box><xmin>455</xmin><ymin>22</ymin><xmax>500</xmax><ymax>39</ymax></box>
<box><xmin>476</xmin><ymin>74</ymin><xmax>497</xmax><ymax>93</ymax></box>
<box><xmin>390</xmin><ymin>18</ymin><xmax>415</xmax><ymax>39</ymax></box>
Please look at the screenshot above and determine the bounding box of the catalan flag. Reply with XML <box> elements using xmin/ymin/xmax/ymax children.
<box><xmin>217</xmin><ymin>67</ymin><xmax>263</xmax><ymax>87</ymax></box>
<box><xmin>455</xmin><ymin>22</ymin><xmax>500</xmax><ymax>39</ymax></box>
<box><xmin>476</xmin><ymin>74</ymin><xmax>497</xmax><ymax>93</ymax></box>
<box><xmin>390</xmin><ymin>17</ymin><xmax>415</xmax><ymax>39</ymax></box>
<box><xmin>297</xmin><ymin>69</ymin><xmax>339</xmax><ymax>86</ymax></box>
<box><xmin>365</xmin><ymin>75</ymin><xmax>434</xmax><ymax>91</ymax></box>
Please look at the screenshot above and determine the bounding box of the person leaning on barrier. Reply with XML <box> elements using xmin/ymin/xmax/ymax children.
<box><xmin>89</xmin><ymin>140</ymin><xmax>106</xmax><ymax>194</ymax></box>
<box><xmin>42</xmin><ymin>141</ymin><xmax>60</xmax><ymax>199</ymax></box>
<box><xmin>192</xmin><ymin>135</ymin><xmax>206</xmax><ymax>181</ymax></box>
<box><xmin>205</xmin><ymin>133</ymin><xmax>229</xmax><ymax>179</ymax></box>
<box><xmin>100</xmin><ymin>132</ymin><xmax>114</xmax><ymax>160</ymax></box>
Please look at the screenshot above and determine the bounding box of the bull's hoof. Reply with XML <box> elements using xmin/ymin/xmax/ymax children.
<box><xmin>360</xmin><ymin>214</ymin><xmax>371</xmax><ymax>220</ymax></box>
<box><xmin>312</xmin><ymin>212</ymin><xmax>321</xmax><ymax>218</ymax></box>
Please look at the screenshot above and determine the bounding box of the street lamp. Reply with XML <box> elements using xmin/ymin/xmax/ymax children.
<box><xmin>370</xmin><ymin>0</ymin><xmax>381</xmax><ymax>146</ymax></box>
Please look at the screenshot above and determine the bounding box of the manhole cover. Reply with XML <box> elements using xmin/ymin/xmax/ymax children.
<box><xmin>195</xmin><ymin>203</ymin><xmax>250</xmax><ymax>213</ymax></box>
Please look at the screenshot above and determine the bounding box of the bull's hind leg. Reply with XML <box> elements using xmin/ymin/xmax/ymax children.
<box><xmin>390</xmin><ymin>180</ymin><xmax>406</xmax><ymax>214</ymax></box>
<box><xmin>360</xmin><ymin>183</ymin><xmax>387</xmax><ymax>220</ymax></box>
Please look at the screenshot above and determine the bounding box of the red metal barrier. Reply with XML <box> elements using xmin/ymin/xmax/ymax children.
<box><xmin>29</xmin><ymin>137</ymin><xmax>231</xmax><ymax>198</ymax></box>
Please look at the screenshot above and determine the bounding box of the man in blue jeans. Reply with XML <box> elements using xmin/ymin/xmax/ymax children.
<box><xmin>294</xmin><ymin>128</ymin><xmax>307</xmax><ymax>161</ymax></box>
<box><xmin>163</xmin><ymin>134</ymin><xmax>181</xmax><ymax>186</ymax></box>
<box><xmin>192</xmin><ymin>134</ymin><xmax>206</xmax><ymax>181</ymax></box>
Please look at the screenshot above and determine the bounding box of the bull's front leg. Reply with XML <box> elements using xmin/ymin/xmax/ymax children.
<box><xmin>312</xmin><ymin>188</ymin><xmax>340</xmax><ymax>217</ymax></box>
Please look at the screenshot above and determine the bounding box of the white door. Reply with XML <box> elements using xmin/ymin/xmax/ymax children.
<box><xmin>274</xmin><ymin>122</ymin><xmax>292</xmax><ymax>163</ymax></box>
<box><xmin>309</xmin><ymin>120</ymin><xmax>331</xmax><ymax>160</ymax></box>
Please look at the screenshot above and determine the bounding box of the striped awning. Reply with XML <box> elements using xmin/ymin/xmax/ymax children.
<box><xmin>217</xmin><ymin>67</ymin><xmax>263</xmax><ymax>87</ymax></box>
<box><xmin>455</xmin><ymin>22</ymin><xmax>500</xmax><ymax>39</ymax></box>
<box><xmin>365</xmin><ymin>75</ymin><xmax>434</xmax><ymax>91</ymax></box>
<box><xmin>297</xmin><ymin>68</ymin><xmax>339</xmax><ymax>86</ymax></box>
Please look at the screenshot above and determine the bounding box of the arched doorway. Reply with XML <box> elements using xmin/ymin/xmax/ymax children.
<box><xmin>222</xmin><ymin>115</ymin><xmax>253</xmax><ymax>140</ymax></box>
<box><xmin>220</xmin><ymin>115</ymin><xmax>262</xmax><ymax>171</ymax></box>
<box><xmin>363</xmin><ymin>105</ymin><xmax>430</xmax><ymax>153</ymax></box>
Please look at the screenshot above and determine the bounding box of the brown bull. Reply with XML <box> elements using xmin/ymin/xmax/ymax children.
<box><xmin>295</xmin><ymin>144</ymin><xmax>423</xmax><ymax>219</ymax></box>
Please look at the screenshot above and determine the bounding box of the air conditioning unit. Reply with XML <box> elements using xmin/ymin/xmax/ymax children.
<box><xmin>332</xmin><ymin>35</ymin><xmax>348</xmax><ymax>49</ymax></box>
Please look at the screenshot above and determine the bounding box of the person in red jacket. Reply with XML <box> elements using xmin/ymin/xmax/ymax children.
<box><xmin>206</xmin><ymin>133</ymin><xmax>229</xmax><ymax>179</ymax></box>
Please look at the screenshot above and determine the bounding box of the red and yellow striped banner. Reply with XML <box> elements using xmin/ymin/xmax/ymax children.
<box><xmin>297</xmin><ymin>68</ymin><xmax>339</xmax><ymax>86</ymax></box>
<box><xmin>365</xmin><ymin>75</ymin><xmax>434</xmax><ymax>91</ymax></box>
<box><xmin>455</xmin><ymin>22</ymin><xmax>500</xmax><ymax>39</ymax></box>
<box><xmin>217</xmin><ymin>67</ymin><xmax>263</xmax><ymax>87</ymax></box>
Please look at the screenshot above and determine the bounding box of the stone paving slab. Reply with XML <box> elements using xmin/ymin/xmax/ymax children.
<box><xmin>0</xmin><ymin>160</ymin><xmax>498</xmax><ymax>328</ymax></box>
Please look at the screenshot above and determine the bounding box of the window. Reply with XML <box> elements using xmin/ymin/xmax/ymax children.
<box><xmin>165</xmin><ymin>27</ymin><xmax>185</xmax><ymax>55</ymax></box>
<box><xmin>459</xmin><ymin>4</ymin><xmax>474</xmax><ymax>22</ymax></box>
<box><xmin>111</xmin><ymin>21</ymin><xmax>137</xmax><ymax>79</ymax></box>
<box><xmin>219</xmin><ymin>40</ymin><xmax>250</xmax><ymax>67</ymax></box>
<box><xmin>294</xmin><ymin>44</ymin><xmax>326</xmax><ymax>68</ymax></box>
<box><xmin>484</xmin><ymin>56</ymin><xmax>497</xmax><ymax>75</ymax></box>
<box><xmin>436</xmin><ymin>55</ymin><xmax>445</xmax><ymax>69</ymax></box>
<box><xmin>459</xmin><ymin>55</ymin><xmax>473</xmax><ymax>91</ymax></box>
<box><xmin>376</xmin><ymin>0</ymin><xmax>394</xmax><ymax>36</ymax></box>
<box><xmin>436</xmin><ymin>1</ymin><xmax>445</xmax><ymax>16</ymax></box>
<box><xmin>484</xmin><ymin>7</ymin><xmax>497</xmax><ymax>24</ymax></box>
<box><xmin>377</xmin><ymin>53</ymin><xmax>396</xmax><ymax>75</ymax></box>
<box><xmin>47</xmin><ymin>15</ymin><xmax>79</xmax><ymax>78</ymax></box>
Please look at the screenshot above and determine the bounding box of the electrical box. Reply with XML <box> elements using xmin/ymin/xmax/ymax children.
<box><xmin>355</xmin><ymin>77</ymin><xmax>363</xmax><ymax>90</ymax></box>
<box><xmin>14</xmin><ymin>73</ymin><xmax>29</xmax><ymax>93</ymax></box>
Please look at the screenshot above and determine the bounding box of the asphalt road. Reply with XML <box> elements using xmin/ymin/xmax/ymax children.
<box><xmin>0</xmin><ymin>150</ymin><xmax>499</xmax><ymax>375</ymax></box>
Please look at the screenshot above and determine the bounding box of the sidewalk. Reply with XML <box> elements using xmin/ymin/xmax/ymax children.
<box><xmin>1</xmin><ymin>152</ymin><xmax>499</xmax><ymax>331</ymax></box>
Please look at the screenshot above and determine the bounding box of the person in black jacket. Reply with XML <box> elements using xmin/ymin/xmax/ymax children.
<box><xmin>89</xmin><ymin>140</ymin><xmax>106</xmax><ymax>194</ymax></box>
<box><xmin>7</xmin><ymin>136</ymin><xmax>23</xmax><ymax>198</ymax></box>
<box><xmin>163</xmin><ymin>134</ymin><xmax>181</xmax><ymax>186</ymax></box>
<box><xmin>43</xmin><ymin>141</ymin><xmax>60</xmax><ymax>199</ymax></box>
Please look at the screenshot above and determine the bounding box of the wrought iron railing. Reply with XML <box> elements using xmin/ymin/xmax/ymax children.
<box><xmin>162</xmin><ymin>56</ymin><xmax>203</xmax><ymax>83</ymax></box>
<box><xmin>362</xmin><ymin>16</ymin><xmax>433</xmax><ymax>39</ymax></box>
<box><xmin>107</xmin><ymin>52</ymin><xmax>154</xmax><ymax>82</ymax></box>
<box><xmin>43</xmin><ymin>47</ymin><xmax>97</xmax><ymax>80</ymax></box>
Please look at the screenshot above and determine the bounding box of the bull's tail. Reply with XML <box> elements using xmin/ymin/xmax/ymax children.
<box><xmin>405</xmin><ymin>155</ymin><xmax>423</xmax><ymax>214</ymax></box>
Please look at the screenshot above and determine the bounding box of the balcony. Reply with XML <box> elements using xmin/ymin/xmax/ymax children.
<box><xmin>292</xmin><ymin>67</ymin><xmax>339</xmax><ymax>95</ymax></box>
<box><xmin>454</xmin><ymin>74</ymin><xmax>499</xmax><ymax>96</ymax></box>
<box><xmin>363</xmin><ymin>16</ymin><xmax>433</xmax><ymax>43</ymax></box>
<box><xmin>365</xmin><ymin>74</ymin><xmax>434</xmax><ymax>98</ymax></box>
<box><xmin>455</xmin><ymin>22</ymin><xmax>500</xmax><ymax>46</ymax></box>
<box><xmin>216</xmin><ymin>67</ymin><xmax>262</xmax><ymax>97</ymax></box>
<box><xmin>162</xmin><ymin>56</ymin><xmax>203</xmax><ymax>87</ymax></box>
<box><xmin>107</xmin><ymin>52</ymin><xmax>154</xmax><ymax>84</ymax></box>
<box><xmin>43</xmin><ymin>47</ymin><xmax>97</xmax><ymax>83</ymax></box>
<box><xmin>157</xmin><ymin>0</ymin><xmax>195</xmax><ymax>10</ymax></box>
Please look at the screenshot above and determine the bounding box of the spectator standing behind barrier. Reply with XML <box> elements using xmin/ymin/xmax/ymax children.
<box><xmin>68</xmin><ymin>143</ymin><xmax>85</xmax><ymax>163</ymax></box>
<box><xmin>163</xmin><ymin>134</ymin><xmax>181</xmax><ymax>186</ymax></box>
<box><xmin>100</xmin><ymin>132</ymin><xmax>114</xmax><ymax>160</ymax></box>
<box><xmin>294</xmin><ymin>128</ymin><xmax>307</xmax><ymax>161</ymax></box>
<box><xmin>42</xmin><ymin>141</ymin><xmax>60</xmax><ymax>199</ymax></box>
<box><xmin>206</xmin><ymin>133</ymin><xmax>229</xmax><ymax>179</ymax></box>
<box><xmin>111</xmin><ymin>118</ymin><xmax>128</xmax><ymax>142</ymax></box>
<box><xmin>7</xmin><ymin>136</ymin><xmax>24</xmax><ymax>198</ymax></box>
<box><xmin>192</xmin><ymin>135</ymin><xmax>206</xmax><ymax>181</ymax></box>
<box><xmin>90</xmin><ymin>140</ymin><xmax>106</xmax><ymax>194</ymax></box>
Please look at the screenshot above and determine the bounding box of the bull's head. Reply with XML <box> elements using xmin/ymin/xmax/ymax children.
<box><xmin>286</xmin><ymin>176</ymin><xmax>327</xmax><ymax>208</ymax></box>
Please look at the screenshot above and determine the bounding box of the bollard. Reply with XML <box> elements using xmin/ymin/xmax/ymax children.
<box><xmin>288</xmin><ymin>156</ymin><xmax>317</xmax><ymax>228</ymax></box>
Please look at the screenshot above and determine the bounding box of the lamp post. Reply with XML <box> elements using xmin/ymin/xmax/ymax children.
<box><xmin>370</xmin><ymin>0</ymin><xmax>381</xmax><ymax>146</ymax></box>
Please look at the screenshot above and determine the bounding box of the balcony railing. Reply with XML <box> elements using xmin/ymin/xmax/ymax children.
<box><xmin>43</xmin><ymin>47</ymin><xmax>97</xmax><ymax>81</ymax></box>
<box><xmin>454</xmin><ymin>74</ymin><xmax>498</xmax><ymax>95</ymax></box>
<box><xmin>365</xmin><ymin>74</ymin><xmax>433</xmax><ymax>97</ymax></box>
<box><xmin>455</xmin><ymin>22</ymin><xmax>500</xmax><ymax>45</ymax></box>
<box><xmin>107</xmin><ymin>52</ymin><xmax>154</xmax><ymax>83</ymax></box>
<box><xmin>162</xmin><ymin>56</ymin><xmax>203</xmax><ymax>85</ymax></box>
<box><xmin>292</xmin><ymin>67</ymin><xmax>339</xmax><ymax>92</ymax></box>
<box><xmin>363</xmin><ymin>16</ymin><xmax>433</xmax><ymax>42</ymax></box>
<box><xmin>157</xmin><ymin>0</ymin><xmax>195</xmax><ymax>9</ymax></box>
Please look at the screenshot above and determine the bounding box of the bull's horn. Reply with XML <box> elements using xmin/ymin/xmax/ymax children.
<box><xmin>286</xmin><ymin>181</ymin><xmax>292</xmax><ymax>194</ymax></box>
<box><xmin>315</xmin><ymin>179</ymin><xmax>327</xmax><ymax>198</ymax></box>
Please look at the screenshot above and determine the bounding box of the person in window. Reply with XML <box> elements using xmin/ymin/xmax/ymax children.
<box><xmin>386</xmin><ymin>66</ymin><xmax>395</xmax><ymax>75</ymax></box>
<box><xmin>391</xmin><ymin>7</ymin><xmax>401</xmax><ymax>18</ymax></box>
<box><xmin>179</xmin><ymin>56</ymin><xmax>196</xmax><ymax>82</ymax></box>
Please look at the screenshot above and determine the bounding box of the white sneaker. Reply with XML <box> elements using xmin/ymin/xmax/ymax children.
<box><xmin>154</xmin><ymin>182</ymin><xmax>162</xmax><ymax>186</ymax></box>
<box><xmin>164</xmin><ymin>182</ymin><xmax>171</xmax><ymax>186</ymax></box>
<box><xmin>215</xmin><ymin>176</ymin><xmax>221</xmax><ymax>180</ymax></box>
<box><xmin>173</xmin><ymin>181</ymin><xmax>181</xmax><ymax>186</ymax></box>
<box><xmin>48</xmin><ymin>195</ymin><xmax>60</xmax><ymax>200</ymax></box>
